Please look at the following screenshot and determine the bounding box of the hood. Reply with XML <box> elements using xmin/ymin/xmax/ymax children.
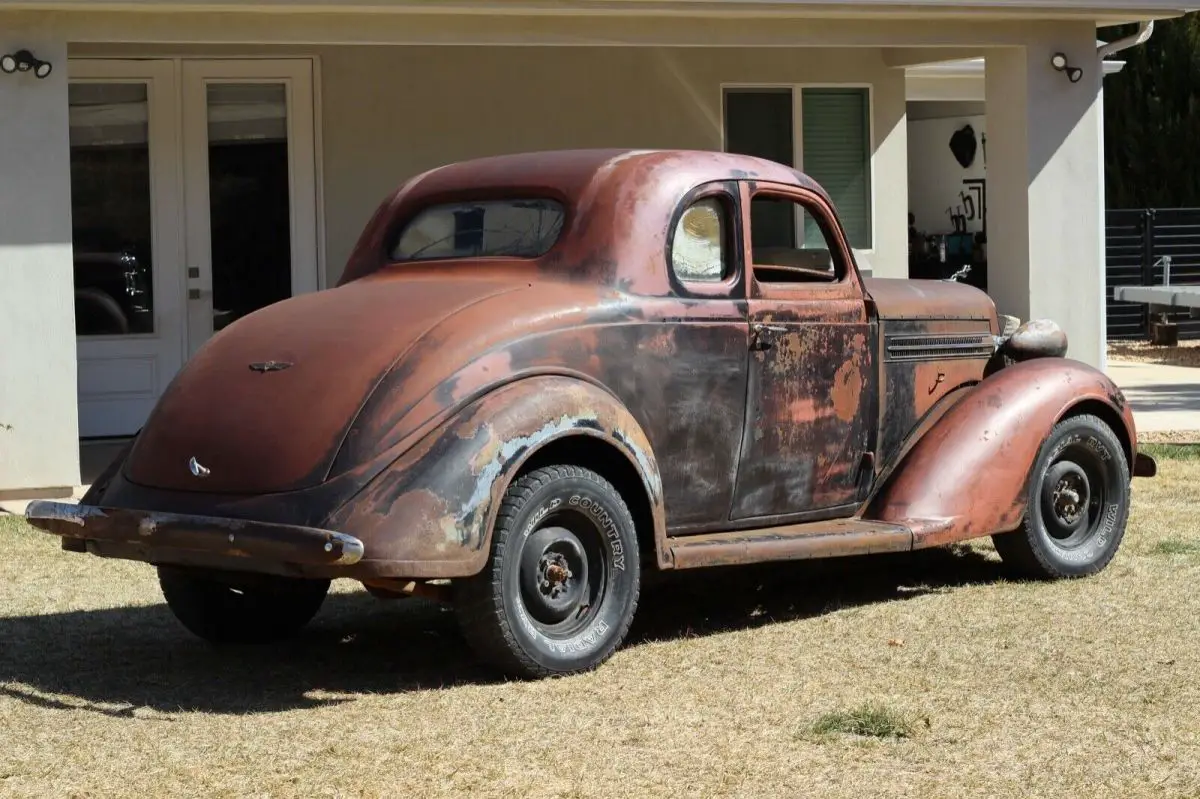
<box><xmin>863</xmin><ymin>277</ymin><xmax>997</xmax><ymax>327</ymax></box>
<box><xmin>124</xmin><ymin>273</ymin><xmax>528</xmax><ymax>495</ymax></box>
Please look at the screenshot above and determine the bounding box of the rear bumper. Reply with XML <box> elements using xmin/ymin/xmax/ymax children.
<box><xmin>24</xmin><ymin>500</ymin><xmax>364</xmax><ymax>568</ymax></box>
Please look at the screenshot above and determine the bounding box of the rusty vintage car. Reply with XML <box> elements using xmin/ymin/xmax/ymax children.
<box><xmin>27</xmin><ymin>149</ymin><xmax>1156</xmax><ymax>678</ymax></box>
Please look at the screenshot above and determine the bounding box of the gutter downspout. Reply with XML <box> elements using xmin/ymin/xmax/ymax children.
<box><xmin>1097</xmin><ymin>20</ymin><xmax>1154</xmax><ymax>59</ymax></box>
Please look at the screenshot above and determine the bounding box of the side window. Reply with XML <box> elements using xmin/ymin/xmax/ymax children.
<box><xmin>748</xmin><ymin>194</ymin><xmax>840</xmax><ymax>284</ymax></box>
<box><xmin>670</xmin><ymin>197</ymin><xmax>728</xmax><ymax>283</ymax></box>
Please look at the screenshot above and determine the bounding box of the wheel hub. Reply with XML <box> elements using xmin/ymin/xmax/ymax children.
<box><xmin>539</xmin><ymin>553</ymin><xmax>573</xmax><ymax>598</ymax></box>
<box><xmin>1052</xmin><ymin>476</ymin><xmax>1086</xmax><ymax>526</ymax></box>
<box><xmin>1041</xmin><ymin>460</ymin><xmax>1093</xmax><ymax>539</ymax></box>
<box><xmin>519</xmin><ymin>526</ymin><xmax>590</xmax><ymax>626</ymax></box>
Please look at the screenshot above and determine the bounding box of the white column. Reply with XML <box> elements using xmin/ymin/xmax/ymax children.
<box><xmin>868</xmin><ymin>62</ymin><xmax>910</xmax><ymax>279</ymax></box>
<box><xmin>0</xmin><ymin>20</ymin><xmax>81</xmax><ymax>495</ymax></box>
<box><xmin>985</xmin><ymin>24</ymin><xmax>1105</xmax><ymax>368</ymax></box>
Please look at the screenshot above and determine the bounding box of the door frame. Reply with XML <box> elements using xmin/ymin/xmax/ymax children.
<box><xmin>181</xmin><ymin>58</ymin><xmax>320</xmax><ymax>355</ymax></box>
<box><xmin>67</xmin><ymin>58</ymin><xmax>188</xmax><ymax>438</ymax></box>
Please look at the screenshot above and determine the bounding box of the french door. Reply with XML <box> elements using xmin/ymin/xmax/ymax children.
<box><xmin>69</xmin><ymin>58</ymin><xmax>319</xmax><ymax>437</ymax></box>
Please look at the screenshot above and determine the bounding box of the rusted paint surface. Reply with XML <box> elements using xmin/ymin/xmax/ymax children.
<box><xmin>668</xmin><ymin>518</ymin><xmax>912</xmax><ymax>569</ymax></box>
<box><xmin>864</xmin><ymin>277</ymin><xmax>998</xmax><ymax>327</ymax></box>
<box><xmin>730</xmin><ymin>295</ymin><xmax>875</xmax><ymax>520</ymax></box>
<box><xmin>863</xmin><ymin>357</ymin><xmax>1140</xmax><ymax>547</ymax></box>
<box><xmin>1003</xmin><ymin>318</ymin><xmax>1069</xmax><ymax>360</ymax></box>
<box><xmin>124</xmin><ymin>276</ymin><xmax>528</xmax><ymax>494</ymax></box>
<box><xmin>324</xmin><ymin>376</ymin><xmax>667</xmax><ymax>578</ymax></box>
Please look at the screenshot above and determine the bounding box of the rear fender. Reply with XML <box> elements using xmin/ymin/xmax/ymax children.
<box><xmin>325</xmin><ymin>375</ymin><xmax>666</xmax><ymax>578</ymax></box>
<box><xmin>863</xmin><ymin>357</ymin><xmax>1137</xmax><ymax>546</ymax></box>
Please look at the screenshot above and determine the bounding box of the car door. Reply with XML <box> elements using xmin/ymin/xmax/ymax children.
<box><xmin>650</xmin><ymin>181</ymin><xmax>753</xmax><ymax>532</ymax></box>
<box><xmin>728</xmin><ymin>180</ymin><xmax>878</xmax><ymax>522</ymax></box>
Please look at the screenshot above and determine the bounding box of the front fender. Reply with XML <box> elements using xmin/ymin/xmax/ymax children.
<box><xmin>324</xmin><ymin>375</ymin><xmax>665</xmax><ymax>579</ymax></box>
<box><xmin>864</xmin><ymin>357</ymin><xmax>1138</xmax><ymax>546</ymax></box>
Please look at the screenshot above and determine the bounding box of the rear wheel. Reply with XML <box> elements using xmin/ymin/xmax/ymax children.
<box><xmin>158</xmin><ymin>566</ymin><xmax>330</xmax><ymax>644</ymax></box>
<box><xmin>991</xmin><ymin>414</ymin><xmax>1131</xmax><ymax>579</ymax></box>
<box><xmin>455</xmin><ymin>465</ymin><xmax>641</xmax><ymax>679</ymax></box>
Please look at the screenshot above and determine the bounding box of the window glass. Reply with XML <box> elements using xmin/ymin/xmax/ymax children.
<box><xmin>749</xmin><ymin>195</ymin><xmax>838</xmax><ymax>283</ymax></box>
<box><xmin>69</xmin><ymin>82</ymin><xmax>155</xmax><ymax>336</ymax></box>
<box><xmin>391</xmin><ymin>199</ymin><xmax>564</xmax><ymax>261</ymax></box>
<box><xmin>671</xmin><ymin>198</ymin><xmax>727</xmax><ymax>283</ymax></box>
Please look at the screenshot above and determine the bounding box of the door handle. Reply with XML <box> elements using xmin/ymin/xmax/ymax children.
<box><xmin>751</xmin><ymin>323</ymin><xmax>786</xmax><ymax>351</ymax></box>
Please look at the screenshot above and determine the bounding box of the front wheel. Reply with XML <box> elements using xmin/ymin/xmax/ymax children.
<box><xmin>455</xmin><ymin>465</ymin><xmax>641</xmax><ymax>678</ymax></box>
<box><xmin>991</xmin><ymin>413</ymin><xmax>1131</xmax><ymax>579</ymax></box>
<box><xmin>158</xmin><ymin>566</ymin><xmax>330</xmax><ymax>644</ymax></box>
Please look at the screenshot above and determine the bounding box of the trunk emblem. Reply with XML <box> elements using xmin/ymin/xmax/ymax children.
<box><xmin>249</xmin><ymin>361</ymin><xmax>293</xmax><ymax>373</ymax></box>
<box><xmin>188</xmin><ymin>457</ymin><xmax>211</xmax><ymax>478</ymax></box>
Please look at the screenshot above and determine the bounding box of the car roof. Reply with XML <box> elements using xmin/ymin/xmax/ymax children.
<box><xmin>339</xmin><ymin>148</ymin><xmax>835</xmax><ymax>293</ymax></box>
<box><xmin>396</xmin><ymin>148</ymin><xmax>830</xmax><ymax>207</ymax></box>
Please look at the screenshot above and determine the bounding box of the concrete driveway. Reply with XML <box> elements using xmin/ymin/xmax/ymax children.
<box><xmin>1106</xmin><ymin>360</ymin><xmax>1200</xmax><ymax>434</ymax></box>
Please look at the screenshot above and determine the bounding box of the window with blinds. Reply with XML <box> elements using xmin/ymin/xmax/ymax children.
<box><xmin>722</xmin><ymin>86</ymin><xmax>873</xmax><ymax>250</ymax></box>
<box><xmin>800</xmin><ymin>88</ymin><xmax>872</xmax><ymax>250</ymax></box>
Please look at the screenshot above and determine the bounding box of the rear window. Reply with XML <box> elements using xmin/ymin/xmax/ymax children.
<box><xmin>390</xmin><ymin>198</ymin><xmax>565</xmax><ymax>262</ymax></box>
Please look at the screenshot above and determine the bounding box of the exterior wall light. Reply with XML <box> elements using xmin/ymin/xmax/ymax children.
<box><xmin>1050</xmin><ymin>52</ymin><xmax>1083</xmax><ymax>83</ymax></box>
<box><xmin>0</xmin><ymin>49</ymin><xmax>53</xmax><ymax>79</ymax></box>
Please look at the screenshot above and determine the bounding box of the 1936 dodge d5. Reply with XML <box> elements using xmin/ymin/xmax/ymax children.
<box><xmin>27</xmin><ymin>149</ymin><xmax>1156</xmax><ymax>678</ymax></box>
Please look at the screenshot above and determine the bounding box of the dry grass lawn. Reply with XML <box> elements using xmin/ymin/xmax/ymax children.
<box><xmin>3</xmin><ymin>453</ymin><xmax>1199</xmax><ymax>798</ymax></box>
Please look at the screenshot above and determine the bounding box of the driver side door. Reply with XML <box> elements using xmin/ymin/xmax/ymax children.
<box><xmin>728</xmin><ymin>181</ymin><xmax>878</xmax><ymax>522</ymax></box>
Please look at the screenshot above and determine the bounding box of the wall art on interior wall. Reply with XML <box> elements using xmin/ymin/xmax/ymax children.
<box><xmin>949</xmin><ymin>124</ymin><xmax>977</xmax><ymax>168</ymax></box>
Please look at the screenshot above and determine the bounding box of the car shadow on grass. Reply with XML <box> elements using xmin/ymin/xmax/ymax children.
<box><xmin>0</xmin><ymin>545</ymin><xmax>1009</xmax><ymax>716</ymax></box>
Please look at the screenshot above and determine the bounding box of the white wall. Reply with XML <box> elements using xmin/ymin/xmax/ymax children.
<box><xmin>0</xmin><ymin>19</ymin><xmax>81</xmax><ymax>494</ymax></box>
<box><xmin>986</xmin><ymin>24</ymin><xmax>1105</xmax><ymax>369</ymax></box>
<box><xmin>907</xmin><ymin>114</ymin><xmax>987</xmax><ymax>234</ymax></box>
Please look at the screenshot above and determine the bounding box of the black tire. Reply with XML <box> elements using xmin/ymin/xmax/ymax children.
<box><xmin>991</xmin><ymin>413</ymin><xmax>1131</xmax><ymax>579</ymax></box>
<box><xmin>158</xmin><ymin>566</ymin><xmax>330</xmax><ymax>644</ymax></box>
<box><xmin>455</xmin><ymin>465</ymin><xmax>641</xmax><ymax>678</ymax></box>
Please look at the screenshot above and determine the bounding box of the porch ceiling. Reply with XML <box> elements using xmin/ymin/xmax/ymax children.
<box><xmin>2</xmin><ymin>8</ymin><xmax>1191</xmax><ymax>47</ymax></box>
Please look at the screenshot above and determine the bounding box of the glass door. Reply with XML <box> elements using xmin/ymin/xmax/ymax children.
<box><xmin>181</xmin><ymin>60</ymin><xmax>319</xmax><ymax>355</ymax></box>
<box><xmin>69</xmin><ymin>60</ymin><xmax>186</xmax><ymax>438</ymax></box>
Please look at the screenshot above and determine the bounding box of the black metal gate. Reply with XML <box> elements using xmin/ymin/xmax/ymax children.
<box><xmin>1106</xmin><ymin>208</ymin><xmax>1200</xmax><ymax>340</ymax></box>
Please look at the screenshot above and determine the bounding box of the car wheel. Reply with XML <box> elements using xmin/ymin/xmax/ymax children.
<box><xmin>991</xmin><ymin>413</ymin><xmax>1131</xmax><ymax>579</ymax></box>
<box><xmin>158</xmin><ymin>566</ymin><xmax>330</xmax><ymax>644</ymax></box>
<box><xmin>455</xmin><ymin>465</ymin><xmax>641</xmax><ymax>679</ymax></box>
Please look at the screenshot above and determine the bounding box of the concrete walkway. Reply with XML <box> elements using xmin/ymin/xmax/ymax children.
<box><xmin>1106</xmin><ymin>360</ymin><xmax>1200</xmax><ymax>433</ymax></box>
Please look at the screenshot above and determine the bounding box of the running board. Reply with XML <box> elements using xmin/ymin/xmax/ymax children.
<box><xmin>666</xmin><ymin>518</ymin><xmax>914</xmax><ymax>570</ymax></box>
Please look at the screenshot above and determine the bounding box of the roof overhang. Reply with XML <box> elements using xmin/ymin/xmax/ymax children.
<box><xmin>0</xmin><ymin>0</ymin><xmax>1195</xmax><ymax>20</ymax></box>
<box><xmin>906</xmin><ymin>41</ymin><xmax>1127</xmax><ymax>101</ymax></box>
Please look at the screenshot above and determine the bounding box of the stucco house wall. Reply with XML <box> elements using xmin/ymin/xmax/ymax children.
<box><xmin>315</xmin><ymin>45</ymin><xmax>908</xmax><ymax>285</ymax></box>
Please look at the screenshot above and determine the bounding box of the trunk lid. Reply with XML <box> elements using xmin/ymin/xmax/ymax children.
<box><xmin>125</xmin><ymin>273</ymin><xmax>524</xmax><ymax>494</ymax></box>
